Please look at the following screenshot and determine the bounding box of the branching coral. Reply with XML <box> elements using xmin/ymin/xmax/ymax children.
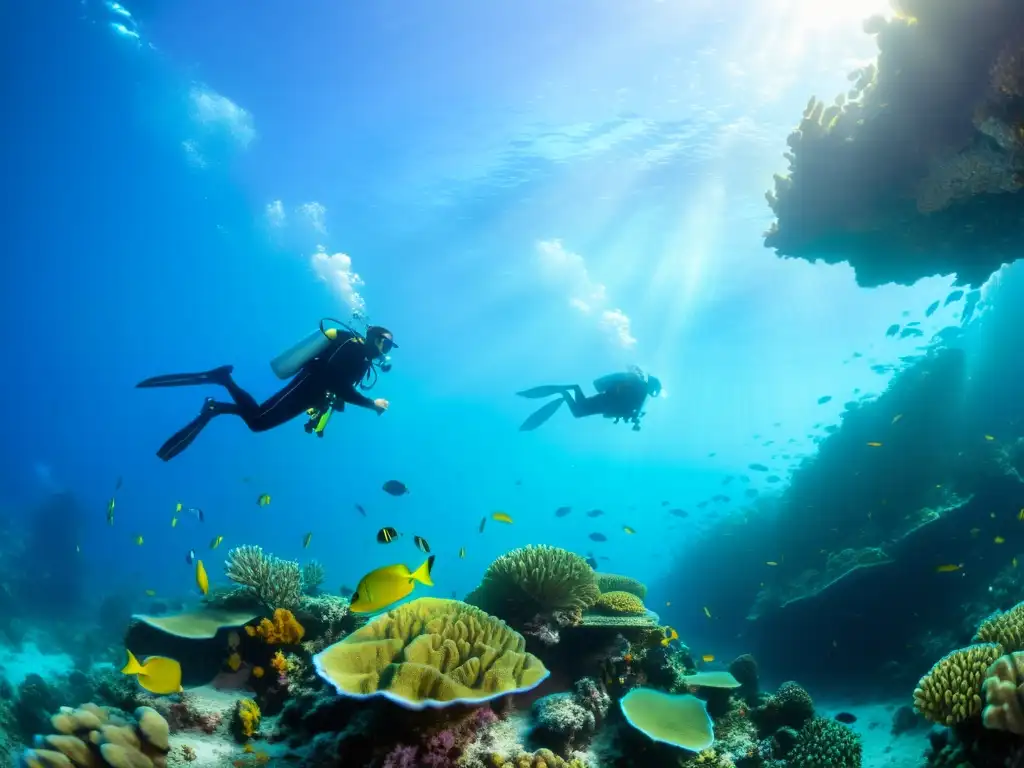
<box><xmin>466</xmin><ymin>545</ymin><xmax>600</xmax><ymax>629</ymax></box>
<box><xmin>312</xmin><ymin>597</ymin><xmax>550</xmax><ymax>709</ymax></box>
<box><xmin>19</xmin><ymin>703</ymin><xmax>170</xmax><ymax>768</ymax></box>
<box><xmin>914</xmin><ymin>643</ymin><xmax>1004</xmax><ymax>725</ymax></box>
<box><xmin>788</xmin><ymin>717</ymin><xmax>861</xmax><ymax>768</ymax></box>
<box><xmin>225</xmin><ymin>545</ymin><xmax>302</xmax><ymax>611</ymax></box>
<box><xmin>301</xmin><ymin>561</ymin><xmax>325</xmax><ymax>594</ymax></box>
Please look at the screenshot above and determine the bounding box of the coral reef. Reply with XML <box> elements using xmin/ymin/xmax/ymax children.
<box><xmin>466</xmin><ymin>545</ymin><xmax>601</xmax><ymax>632</ymax></box>
<box><xmin>594</xmin><ymin>574</ymin><xmax>647</xmax><ymax>600</ymax></box>
<box><xmin>591</xmin><ymin>591</ymin><xmax>646</xmax><ymax>617</ymax></box>
<box><xmin>301</xmin><ymin>561</ymin><xmax>325</xmax><ymax>594</ymax></box>
<box><xmin>19</xmin><ymin>702</ymin><xmax>170</xmax><ymax>767</ymax></box>
<box><xmin>981</xmin><ymin>651</ymin><xmax>1024</xmax><ymax>733</ymax></box>
<box><xmin>787</xmin><ymin>717</ymin><xmax>862</xmax><ymax>768</ymax></box>
<box><xmin>245</xmin><ymin>609</ymin><xmax>305</xmax><ymax>645</ymax></box>
<box><xmin>752</xmin><ymin>681</ymin><xmax>815</xmax><ymax>733</ymax></box>
<box><xmin>914</xmin><ymin>643</ymin><xmax>1004</xmax><ymax>725</ymax></box>
<box><xmin>232</xmin><ymin>698</ymin><xmax>261</xmax><ymax>741</ymax></box>
<box><xmin>728</xmin><ymin>654</ymin><xmax>759</xmax><ymax>706</ymax></box>
<box><xmin>974</xmin><ymin>602</ymin><xmax>1024</xmax><ymax>651</ymax></box>
<box><xmin>225</xmin><ymin>545</ymin><xmax>303</xmax><ymax>611</ymax></box>
<box><xmin>313</xmin><ymin>597</ymin><xmax>550</xmax><ymax>708</ymax></box>
<box><xmin>619</xmin><ymin>688</ymin><xmax>715</xmax><ymax>750</ymax></box>
<box><xmin>763</xmin><ymin>0</ymin><xmax>1024</xmax><ymax>287</ymax></box>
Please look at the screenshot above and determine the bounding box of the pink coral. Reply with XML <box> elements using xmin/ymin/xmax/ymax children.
<box><xmin>380</xmin><ymin>707</ymin><xmax>499</xmax><ymax>768</ymax></box>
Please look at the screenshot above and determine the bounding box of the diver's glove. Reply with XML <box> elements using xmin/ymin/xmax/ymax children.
<box><xmin>373</xmin><ymin>398</ymin><xmax>389</xmax><ymax>415</ymax></box>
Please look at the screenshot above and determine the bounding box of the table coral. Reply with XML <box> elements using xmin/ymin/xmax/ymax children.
<box><xmin>312</xmin><ymin>597</ymin><xmax>550</xmax><ymax>709</ymax></box>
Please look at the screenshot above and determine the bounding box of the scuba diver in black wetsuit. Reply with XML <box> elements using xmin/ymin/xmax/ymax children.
<box><xmin>136</xmin><ymin>320</ymin><xmax>397</xmax><ymax>461</ymax></box>
<box><xmin>516</xmin><ymin>366</ymin><xmax>662</xmax><ymax>432</ymax></box>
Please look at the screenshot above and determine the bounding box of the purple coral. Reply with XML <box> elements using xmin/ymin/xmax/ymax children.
<box><xmin>381</xmin><ymin>706</ymin><xmax>499</xmax><ymax>768</ymax></box>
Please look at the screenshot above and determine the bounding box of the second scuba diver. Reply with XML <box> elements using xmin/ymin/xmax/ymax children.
<box><xmin>137</xmin><ymin>321</ymin><xmax>396</xmax><ymax>461</ymax></box>
<box><xmin>516</xmin><ymin>366</ymin><xmax>661</xmax><ymax>432</ymax></box>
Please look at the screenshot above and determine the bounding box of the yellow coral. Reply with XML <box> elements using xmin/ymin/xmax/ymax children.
<box><xmin>20</xmin><ymin>703</ymin><xmax>170</xmax><ymax>767</ymax></box>
<box><xmin>271</xmin><ymin>650</ymin><xmax>288</xmax><ymax>675</ymax></box>
<box><xmin>982</xmin><ymin>652</ymin><xmax>1024</xmax><ymax>733</ymax></box>
<box><xmin>595</xmin><ymin>572</ymin><xmax>647</xmax><ymax>599</ymax></box>
<box><xmin>975</xmin><ymin>602</ymin><xmax>1024</xmax><ymax>651</ymax></box>
<box><xmin>312</xmin><ymin>597</ymin><xmax>549</xmax><ymax>708</ymax></box>
<box><xmin>593</xmin><ymin>590</ymin><xmax>646</xmax><ymax>616</ymax></box>
<box><xmin>235</xmin><ymin>698</ymin><xmax>261</xmax><ymax>739</ymax></box>
<box><xmin>246</xmin><ymin>608</ymin><xmax>305</xmax><ymax>645</ymax></box>
<box><xmin>913</xmin><ymin>643</ymin><xmax>1003</xmax><ymax>725</ymax></box>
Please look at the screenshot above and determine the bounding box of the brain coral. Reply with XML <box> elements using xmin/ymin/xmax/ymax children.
<box><xmin>20</xmin><ymin>703</ymin><xmax>169</xmax><ymax>768</ymax></box>
<box><xmin>466</xmin><ymin>545</ymin><xmax>600</xmax><ymax>626</ymax></box>
<box><xmin>595</xmin><ymin>573</ymin><xmax>647</xmax><ymax>600</ymax></box>
<box><xmin>593</xmin><ymin>591</ymin><xmax>646</xmax><ymax>616</ymax></box>
<box><xmin>312</xmin><ymin>597</ymin><xmax>550</xmax><ymax>710</ymax></box>
<box><xmin>974</xmin><ymin>602</ymin><xmax>1024</xmax><ymax>651</ymax></box>
<box><xmin>914</xmin><ymin>643</ymin><xmax>1003</xmax><ymax>726</ymax></box>
<box><xmin>788</xmin><ymin>717</ymin><xmax>861</xmax><ymax>768</ymax></box>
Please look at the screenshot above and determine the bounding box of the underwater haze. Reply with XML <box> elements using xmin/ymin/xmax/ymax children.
<box><xmin>6</xmin><ymin>1</ymin><xmax>1024</xmax><ymax>767</ymax></box>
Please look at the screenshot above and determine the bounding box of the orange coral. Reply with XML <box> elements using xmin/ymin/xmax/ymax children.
<box><xmin>271</xmin><ymin>650</ymin><xmax>288</xmax><ymax>675</ymax></box>
<box><xmin>247</xmin><ymin>609</ymin><xmax>304</xmax><ymax>645</ymax></box>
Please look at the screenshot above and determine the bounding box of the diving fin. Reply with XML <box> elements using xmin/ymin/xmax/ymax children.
<box><xmin>515</xmin><ymin>384</ymin><xmax>575</xmax><ymax>399</ymax></box>
<box><xmin>156</xmin><ymin>399</ymin><xmax>221</xmax><ymax>461</ymax></box>
<box><xmin>137</xmin><ymin>365</ymin><xmax>234</xmax><ymax>389</ymax></box>
<box><xmin>519</xmin><ymin>398</ymin><xmax>565</xmax><ymax>431</ymax></box>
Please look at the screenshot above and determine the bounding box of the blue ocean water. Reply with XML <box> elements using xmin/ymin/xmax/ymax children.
<box><xmin>4</xmin><ymin>2</ymin><xmax>1023</xmax><ymax>764</ymax></box>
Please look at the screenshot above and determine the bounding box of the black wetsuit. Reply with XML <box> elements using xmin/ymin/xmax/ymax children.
<box><xmin>517</xmin><ymin>370</ymin><xmax>651</xmax><ymax>432</ymax></box>
<box><xmin>138</xmin><ymin>331</ymin><xmax>379</xmax><ymax>461</ymax></box>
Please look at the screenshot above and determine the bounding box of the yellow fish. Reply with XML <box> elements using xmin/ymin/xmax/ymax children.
<box><xmin>121</xmin><ymin>650</ymin><xmax>182</xmax><ymax>695</ymax></box>
<box><xmin>459</xmin><ymin>547</ymin><xmax>466</xmax><ymax>559</ymax></box>
<box><xmin>491</xmin><ymin>512</ymin><xmax>514</xmax><ymax>524</ymax></box>
<box><xmin>866</xmin><ymin>442</ymin><xmax>883</xmax><ymax>448</ymax></box>
<box><xmin>661</xmin><ymin>627</ymin><xmax>679</xmax><ymax>647</ymax></box>
<box><xmin>701</xmin><ymin>654</ymin><xmax>715</xmax><ymax>663</ymax></box>
<box><xmin>985</xmin><ymin>435</ymin><xmax>996</xmax><ymax>441</ymax></box>
<box><xmin>145</xmin><ymin>589</ymin><xmax>156</xmax><ymax>596</ymax></box>
<box><xmin>350</xmin><ymin>556</ymin><xmax>435</xmax><ymax>614</ymax></box>
<box><xmin>303</xmin><ymin>532</ymin><xmax>313</xmax><ymax>548</ymax></box>
<box><xmin>134</xmin><ymin>535</ymin><xmax>144</xmax><ymax>546</ymax></box>
<box><xmin>995</xmin><ymin>536</ymin><xmax>1006</xmax><ymax>544</ymax></box>
<box><xmin>196</xmin><ymin>560</ymin><xmax>209</xmax><ymax>596</ymax></box>
<box><xmin>703</xmin><ymin>606</ymin><xmax>711</xmax><ymax>618</ymax></box>
<box><xmin>176</xmin><ymin>502</ymin><xmax>182</xmax><ymax>514</ymax></box>
<box><xmin>891</xmin><ymin>414</ymin><xmax>903</xmax><ymax>424</ymax></box>
<box><xmin>766</xmin><ymin>561</ymin><xmax>778</xmax><ymax>566</ymax></box>
<box><xmin>1018</xmin><ymin>508</ymin><xmax>1024</xmax><ymax>521</ymax></box>
<box><xmin>227</xmin><ymin>652</ymin><xmax>241</xmax><ymax>672</ymax></box>
<box><xmin>623</xmin><ymin>526</ymin><xmax>636</xmax><ymax>535</ymax></box>
<box><xmin>935</xmin><ymin>564</ymin><xmax>962</xmax><ymax>573</ymax></box>
<box><xmin>210</xmin><ymin>535</ymin><xmax>223</xmax><ymax>549</ymax></box>
<box><xmin>171</xmin><ymin>516</ymin><xmax>178</xmax><ymax>528</ymax></box>
<box><xmin>1014</xmin><ymin>557</ymin><xmax>1019</xmax><ymax>569</ymax></box>
<box><xmin>107</xmin><ymin>497</ymin><xmax>116</xmax><ymax>526</ymax></box>
<box><xmin>257</xmin><ymin>494</ymin><xmax>271</xmax><ymax>507</ymax></box>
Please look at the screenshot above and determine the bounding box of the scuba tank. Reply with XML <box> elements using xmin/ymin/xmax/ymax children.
<box><xmin>270</xmin><ymin>329</ymin><xmax>334</xmax><ymax>380</ymax></box>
